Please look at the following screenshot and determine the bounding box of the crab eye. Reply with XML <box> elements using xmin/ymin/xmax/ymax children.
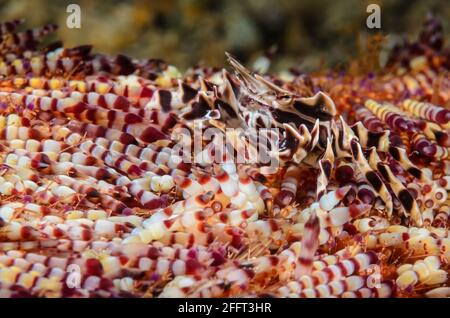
<box><xmin>278</xmin><ymin>95</ymin><xmax>293</xmax><ymax>105</ymax></box>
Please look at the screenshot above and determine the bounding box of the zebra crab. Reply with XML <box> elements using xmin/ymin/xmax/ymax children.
<box><xmin>176</xmin><ymin>53</ymin><xmax>433</xmax><ymax>229</ymax></box>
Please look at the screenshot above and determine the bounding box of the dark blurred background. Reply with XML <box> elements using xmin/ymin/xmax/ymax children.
<box><xmin>0</xmin><ymin>0</ymin><xmax>448</xmax><ymax>71</ymax></box>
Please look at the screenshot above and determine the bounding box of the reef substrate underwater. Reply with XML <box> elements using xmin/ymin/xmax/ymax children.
<box><xmin>0</xmin><ymin>15</ymin><xmax>449</xmax><ymax>298</ymax></box>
